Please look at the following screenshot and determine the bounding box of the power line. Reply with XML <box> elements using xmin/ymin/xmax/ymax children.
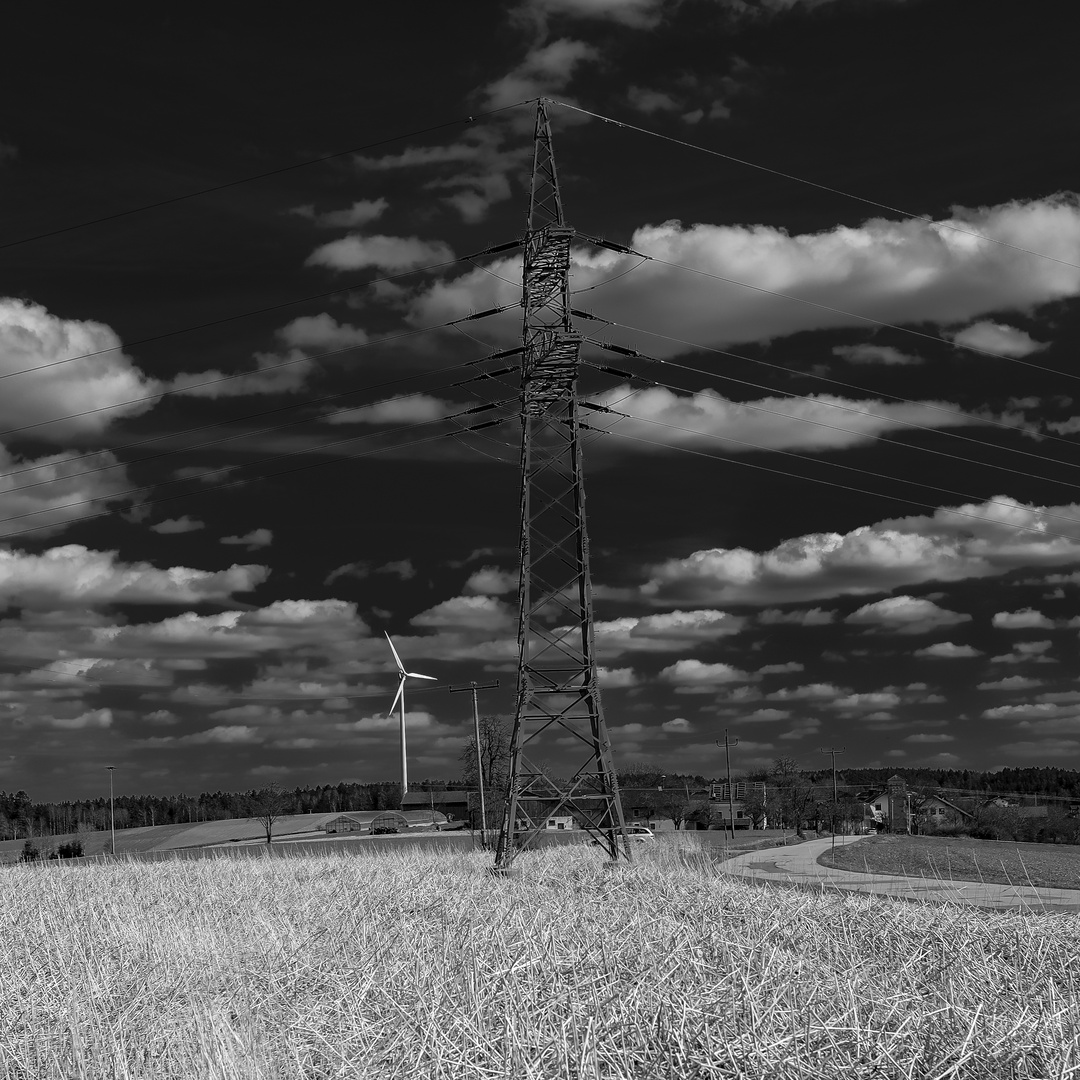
<box><xmin>0</xmin><ymin>395</ymin><xmax>519</xmax><ymax>540</ymax></box>
<box><xmin>1</xmin><ymin>358</ymin><xmax>516</xmax><ymax>501</ymax></box>
<box><xmin>578</xmin><ymin>233</ymin><xmax>1080</xmax><ymax>385</ymax></box>
<box><xmin>0</xmin><ymin>242</ymin><xmax>521</xmax><ymax>388</ymax></box>
<box><xmin>581</xmin><ymin>346</ymin><xmax>1080</xmax><ymax>497</ymax></box>
<box><xmin>596</xmin><ymin>423</ymin><xmax>1080</xmax><ymax>545</ymax></box>
<box><xmin>580</xmin><ymin>321</ymin><xmax>1080</xmax><ymax>478</ymax></box>
<box><xmin>581</xmin><ymin>364</ymin><xmax>1080</xmax><ymax>530</ymax></box>
<box><xmin>2</xmin><ymin>101</ymin><xmax>535</xmax><ymax>252</ymax></box>
<box><xmin>549</xmin><ymin>99</ymin><xmax>1080</xmax><ymax>275</ymax></box>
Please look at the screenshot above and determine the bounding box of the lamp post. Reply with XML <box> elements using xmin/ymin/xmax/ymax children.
<box><xmin>448</xmin><ymin>679</ymin><xmax>499</xmax><ymax>848</ymax></box>
<box><xmin>820</xmin><ymin>747</ymin><xmax>845</xmax><ymax>852</ymax></box>
<box><xmin>105</xmin><ymin>766</ymin><xmax>116</xmax><ymax>856</ymax></box>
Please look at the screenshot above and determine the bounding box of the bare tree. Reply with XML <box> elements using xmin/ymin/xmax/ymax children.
<box><xmin>247</xmin><ymin>783</ymin><xmax>289</xmax><ymax>845</ymax></box>
<box><xmin>459</xmin><ymin>714</ymin><xmax>512</xmax><ymax>834</ymax></box>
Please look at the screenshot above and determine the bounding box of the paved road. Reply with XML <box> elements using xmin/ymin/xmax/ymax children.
<box><xmin>722</xmin><ymin>836</ymin><xmax>1080</xmax><ymax>912</ymax></box>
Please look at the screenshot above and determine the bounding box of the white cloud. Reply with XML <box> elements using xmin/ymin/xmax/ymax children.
<box><xmin>640</xmin><ymin>497</ymin><xmax>1080</xmax><ymax>607</ymax></box>
<box><xmin>586</xmin><ymin>384</ymin><xmax>979</xmax><ymax>454</ymax></box>
<box><xmin>658</xmin><ymin>659</ymin><xmax>754</xmax><ymax>690</ymax></box>
<box><xmin>276</xmin><ymin>314</ymin><xmax>369</xmax><ymax>349</ymax></box>
<box><xmin>976</xmin><ymin>675</ymin><xmax>1042</xmax><ymax>690</ymax></box>
<box><xmin>478</xmin><ymin>39</ymin><xmax>598</xmax><ymax>111</ymax></box>
<box><xmin>515</xmin><ymin>0</ymin><xmax>664</xmax><ymax>28</ymax></box>
<box><xmin>289</xmin><ymin>199</ymin><xmax>388</xmax><ymax>228</ymax></box>
<box><xmin>406</xmin><ymin>196</ymin><xmax>1080</xmax><ymax>354</ymax></box>
<box><xmin>661</xmin><ymin>716</ymin><xmax>693</xmax><ymax>732</ymax></box>
<box><xmin>170</xmin><ymin>349</ymin><xmax>313</xmax><ymax>398</ymax></box>
<box><xmin>831</xmin><ymin>343</ymin><xmax>922</xmax><ymax>366</ymax></box>
<box><xmin>463</xmin><ymin>566</ymin><xmax>518</xmax><ymax>595</ymax></box>
<box><xmin>904</xmin><ymin>732</ymin><xmax>955</xmax><ymax>743</ymax></box>
<box><xmin>221</xmin><ymin>529</ymin><xmax>272</xmax><ymax>551</ymax></box>
<box><xmin>628</xmin><ymin>87</ymin><xmax>680</xmax><ymax>114</ymax></box>
<box><xmin>757</xmin><ymin>607</ymin><xmax>835</xmax><ymax>626</ymax></box>
<box><xmin>991</xmin><ymin>608</ymin><xmax>1055</xmax><ymax>629</ymax></box>
<box><xmin>0</xmin><ymin>447</ymin><xmax>136</xmax><ymax>539</ymax></box>
<box><xmin>766</xmin><ymin>682</ymin><xmax>846</xmax><ymax>702</ymax></box>
<box><xmin>845</xmin><ymin>595</ymin><xmax>971</xmax><ymax>634</ymax></box>
<box><xmin>411</xmin><ymin>595</ymin><xmax>516</xmax><ymax>633</ymax></box>
<box><xmin>323</xmin><ymin>395</ymin><xmax>457</xmax><ymax>425</ymax></box>
<box><xmin>0</xmin><ymin>546</ymin><xmax>267</xmax><ymax>609</ymax></box>
<box><xmin>594</xmin><ymin>609</ymin><xmax>746</xmax><ymax>657</ymax></box>
<box><xmin>742</xmin><ymin>707</ymin><xmax>791</xmax><ymax>722</ymax></box>
<box><xmin>599</xmin><ymin>666</ymin><xmax>638</xmax><ymax>688</ymax></box>
<box><xmin>150</xmin><ymin>516</ymin><xmax>205</xmax><ymax>535</ymax></box>
<box><xmin>756</xmin><ymin>662</ymin><xmax>803</xmax><ymax>674</ymax></box>
<box><xmin>306</xmin><ymin>234</ymin><xmax>454</xmax><ymax>273</ymax></box>
<box><xmin>0</xmin><ymin>299</ymin><xmax>160</xmax><ymax>441</ymax></box>
<box><xmin>912</xmin><ymin>642</ymin><xmax>982</xmax><ymax>659</ymax></box>
<box><xmin>35</xmin><ymin>707</ymin><xmax>113</xmax><ymax>731</ymax></box>
<box><xmin>831</xmin><ymin>691</ymin><xmax>902</xmax><ymax>711</ymax></box>
<box><xmin>946</xmin><ymin>321</ymin><xmax>1047</xmax><ymax>358</ymax></box>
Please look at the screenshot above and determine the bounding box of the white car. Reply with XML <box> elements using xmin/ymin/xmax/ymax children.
<box><xmin>623</xmin><ymin>825</ymin><xmax>655</xmax><ymax>843</ymax></box>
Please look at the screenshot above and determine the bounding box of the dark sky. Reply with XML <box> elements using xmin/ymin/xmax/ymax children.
<box><xmin>3</xmin><ymin>0</ymin><xmax>1080</xmax><ymax>802</ymax></box>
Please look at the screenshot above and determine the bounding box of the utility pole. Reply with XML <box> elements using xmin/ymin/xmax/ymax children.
<box><xmin>106</xmin><ymin>766</ymin><xmax>116</xmax><ymax>856</ymax></box>
<box><xmin>495</xmin><ymin>99</ymin><xmax>629</xmax><ymax>870</ymax></box>
<box><xmin>449</xmin><ymin>679</ymin><xmax>499</xmax><ymax>848</ymax></box>
<box><xmin>819</xmin><ymin>747</ymin><xmax>845</xmax><ymax>851</ymax></box>
<box><xmin>716</xmin><ymin>731</ymin><xmax>738</xmax><ymax>840</ymax></box>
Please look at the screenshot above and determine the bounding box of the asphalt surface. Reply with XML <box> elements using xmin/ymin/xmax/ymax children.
<box><xmin>722</xmin><ymin>836</ymin><xmax>1080</xmax><ymax>912</ymax></box>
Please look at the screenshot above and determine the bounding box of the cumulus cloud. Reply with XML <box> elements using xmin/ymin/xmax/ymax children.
<box><xmin>598</xmin><ymin>666</ymin><xmax>638</xmax><ymax>688</ymax></box>
<box><xmin>0</xmin><ymin>546</ymin><xmax>267</xmax><ymax>609</ymax></box>
<box><xmin>150</xmin><ymin>516</ymin><xmax>205</xmax><ymax>535</ymax></box>
<box><xmin>766</xmin><ymin>682</ymin><xmax>846</xmax><ymax>702</ymax></box>
<box><xmin>756</xmin><ymin>661</ymin><xmax>803</xmax><ymax>674</ymax></box>
<box><xmin>463</xmin><ymin>566</ymin><xmax>518</xmax><ymax>595</ymax></box>
<box><xmin>904</xmin><ymin>732</ymin><xmax>955</xmax><ymax>743</ymax></box>
<box><xmin>221</xmin><ymin>529</ymin><xmax>272</xmax><ymax>551</ymax></box>
<box><xmin>990</xmin><ymin>640</ymin><xmax>1055</xmax><ymax>664</ymax></box>
<box><xmin>306</xmin><ymin>234</ymin><xmax>454</xmax><ymax>273</ymax></box>
<box><xmin>170</xmin><ymin>349</ymin><xmax>314</xmax><ymax>398</ymax></box>
<box><xmin>946</xmin><ymin>321</ymin><xmax>1047</xmax><ymax>358</ymax></box>
<box><xmin>289</xmin><ymin>198</ymin><xmax>388</xmax><ymax>228</ymax></box>
<box><xmin>514</xmin><ymin>0</ymin><xmax>664</xmax><ymax>28</ymax></box>
<box><xmin>594</xmin><ymin>609</ymin><xmax>746</xmax><ymax>658</ymax></box>
<box><xmin>411</xmin><ymin>595</ymin><xmax>516</xmax><ymax>633</ymax></box>
<box><xmin>586</xmin><ymin>384</ymin><xmax>979</xmax><ymax>454</ymax></box>
<box><xmin>991</xmin><ymin>608</ymin><xmax>1055</xmax><ymax>629</ymax></box>
<box><xmin>976</xmin><ymin>675</ymin><xmax>1042</xmax><ymax>690</ymax></box>
<box><xmin>276</xmin><ymin>314</ymin><xmax>369</xmax><ymax>349</ymax></box>
<box><xmin>912</xmin><ymin>642</ymin><xmax>982</xmax><ymax>659</ymax></box>
<box><xmin>406</xmin><ymin>197</ymin><xmax>1080</xmax><ymax>355</ymax></box>
<box><xmin>845</xmin><ymin>595</ymin><xmax>971</xmax><ymax>634</ymax></box>
<box><xmin>478</xmin><ymin>38</ymin><xmax>598</xmax><ymax>111</ymax></box>
<box><xmin>628</xmin><ymin>87</ymin><xmax>681</xmax><ymax>114</ymax></box>
<box><xmin>658</xmin><ymin>658</ymin><xmax>754</xmax><ymax>690</ymax></box>
<box><xmin>0</xmin><ymin>447</ymin><xmax>137</xmax><ymax>539</ymax></box>
<box><xmin>832</xmin><ymin>343</ymin><xmax>922</xmax><ymax>366</ymax></box>
<box><xmin>758</xmin><ymin>607</ymin><xmax>835</xmax><ymax>626</ymax></box>
<box><xmin>323</xmin><ymin>394</ymin><xmax>458</xmax><ymax>425</ymax></box>
<box><xmin>640</xmin><ymin>497</ymin><xmax>1080</xmax><ymax>607</ymax></box>
<box><xmin>0</xmin><ymin>299</ymin><xmax>160</xmax><ymax>440</ymax></box>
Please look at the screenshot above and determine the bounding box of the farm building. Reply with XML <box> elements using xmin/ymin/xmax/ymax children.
<box><xmin>400</xmin><ymin>790</ymin><xmax>471</xmax><ymax>821</ymax></box>
<box><xmin>323</xmin><ymin>810</ymin><xmax>448</xmax><ymax>835</ymax></box>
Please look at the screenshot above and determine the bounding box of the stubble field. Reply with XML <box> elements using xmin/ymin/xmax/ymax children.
<box><xmin>2</xmin><ymin>840</ymin><xmax>1079</xmax><ymax>1079</ymax></box>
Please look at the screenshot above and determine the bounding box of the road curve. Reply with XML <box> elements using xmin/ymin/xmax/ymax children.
<box><xmin>721</xmin><ymin>835</ymin><xmax>1080</xmax><ymax>912</ymax></box>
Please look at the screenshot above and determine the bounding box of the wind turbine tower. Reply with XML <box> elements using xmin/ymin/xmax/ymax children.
<box><xmin>385</xmin><ymin>632</ymin><xmax>436</xmax><ymax>804</ymax></box>
<box><xmin>494</xmin><ymin>99</ymin><xmax>629</xmax><ymax>869</ymax></box>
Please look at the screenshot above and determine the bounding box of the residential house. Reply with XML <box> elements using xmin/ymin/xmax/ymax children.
<box><xmin>707</xmin><ymin>782</ymin><xmax>768</xmax><ymax>829</ymax></box>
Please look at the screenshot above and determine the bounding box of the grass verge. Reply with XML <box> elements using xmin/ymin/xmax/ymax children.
<box><xmin>818</xmin><ymin>833</ymin><xmax>1080</xmax><ymax>891</ymax></box>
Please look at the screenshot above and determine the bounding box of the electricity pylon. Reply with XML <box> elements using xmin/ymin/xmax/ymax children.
<box><xmin>494</xmin><ymin>99</ymin><xmax>629</xmax><ymax>869</ymax></box>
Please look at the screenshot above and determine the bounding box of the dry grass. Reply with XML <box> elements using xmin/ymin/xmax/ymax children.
<box><xmin>819</xmin><ymin>834</ymin><xmax>1080</xmax><ymax>891</ymax></box>
<box><xmin>2</xmin><ymin>840</ymin><xmax>1079</xmax><ymax>1079</ymax></box>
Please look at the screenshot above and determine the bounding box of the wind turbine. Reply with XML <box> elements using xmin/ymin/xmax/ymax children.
<box><xmin>385</xmin><ymin>632</ymin><xmax>436</xmax><ymax>805</ymax></box>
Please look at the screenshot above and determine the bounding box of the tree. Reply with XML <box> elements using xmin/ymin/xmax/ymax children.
<box><xmin>769</xmin><ymin>758</ymin><xmax>817</xmax><ymax>833</ymax></box>
<box><xmin>247</xmin><ymin>784</ymin><xmax>289</xmax><ymax>844</ymax></box>
<box><xmin>459</xmin><ymin>714</ymin><xmax>512</xmax><ymax>834</ymax></box>
<box><xmin>19</xmin><ymin>838</ymin><xmax>39</xmax><ymax>863</ymax></box>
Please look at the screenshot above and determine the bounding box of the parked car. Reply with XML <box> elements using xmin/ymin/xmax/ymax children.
<box><xmin>592</xmin><ymin>825</ymin><xmax>655</xmax><ymax>846</ymax></box>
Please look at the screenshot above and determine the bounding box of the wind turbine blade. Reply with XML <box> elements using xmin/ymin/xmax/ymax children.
<box><xmin>387</xmin><ymin>679</ymin><xmax>404</xmax><ymax>718</ymax></box>
<box><xmin>406</xmin><ymin>672</ymin><xmax>438</xmax><ymax>681</ymax></box>
<box><xmin>384</xmin><ymin>632</ymin><xmax>405</xmax><ymax>674</ymax></box>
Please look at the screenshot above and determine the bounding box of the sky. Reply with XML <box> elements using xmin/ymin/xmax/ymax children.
<box><xmin>2</xmin><ymin>0</ymin><xmax>1080</xmax><ymax>802</ymax></box>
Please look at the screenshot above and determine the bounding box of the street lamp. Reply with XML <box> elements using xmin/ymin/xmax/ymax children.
<box><xmin>105</xmin><ymin>766</ymin><xmax>116</xmax><ymax>856</ymax></box>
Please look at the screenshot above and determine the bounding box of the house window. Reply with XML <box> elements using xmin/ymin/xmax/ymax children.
<box><xmin>874</xmin><ymin>803</ymin><xmax>883</xmax><ymax>811</ymax></box>
<box><xmin>557</xmin><ymin>823</ymin><xmax>565</xmax><ymax>830</ymax></box>
<box><xmin>547</xmin><ymin>819</ymin><xmax>556</xmax><ymax>827</ymax></box>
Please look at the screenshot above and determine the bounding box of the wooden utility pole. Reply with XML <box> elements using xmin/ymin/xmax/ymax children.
<box><xmin>449</xmin><ymin>679</ymin><xmax>499</xmax><ymax>847</ymax></box>
<box><xmin>716</xmin><ymin>730</ymin><xmax>738</xmax><ymax>840</ymax></box>
<box><xmin>819</xmin><ymin>747</ymin><xmax>845</xmax><ymax>850</ymax></box>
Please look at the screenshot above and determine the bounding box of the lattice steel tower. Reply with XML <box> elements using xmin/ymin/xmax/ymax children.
<box><xmin>494</xmin><ymin>100</ymin><xmax>629</xmax><ymax>869</ymax></box>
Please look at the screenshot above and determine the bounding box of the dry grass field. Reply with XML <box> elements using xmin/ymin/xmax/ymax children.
<box><xmin>818</xmin><ymin>834</ymin><xmax>1080</xmax><ymax>891</ymax></box>
<box><xmin>2</xmin><ymin>839</ymin><xmax>1079</xmax><ymax>1079</ymax></box>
